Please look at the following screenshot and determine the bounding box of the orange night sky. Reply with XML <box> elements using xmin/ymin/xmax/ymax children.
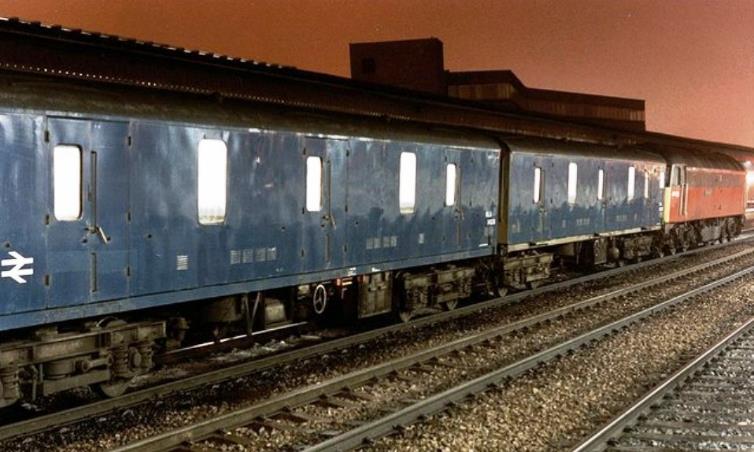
<box><xmin>0</xmin><ymin>0</ymin><xmax>751</xmax><ymax>146</ymax></box>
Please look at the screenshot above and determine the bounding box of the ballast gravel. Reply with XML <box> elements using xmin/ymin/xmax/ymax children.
<box><xmin>191</xmin><ymin>253</ymin><xmax>754</xmax><ymax>450</ymax></box>
<box><xmin>373</xmin><ymin>273</ymin><xmax>754</xmax><ymax>451</ymax></box>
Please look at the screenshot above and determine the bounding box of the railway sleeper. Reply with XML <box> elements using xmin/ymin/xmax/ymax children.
<box><xmin>0</xmin><ymin>319</ymin><xmax>165</xmax><ymax>407</ymax></box>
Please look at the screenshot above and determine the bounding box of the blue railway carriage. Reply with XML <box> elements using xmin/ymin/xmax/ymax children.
<box><xmin>496</xmin><ymin>138</ymin><xmax>666</xmax><ymax>289</ymax></box>
<box><xmin>0</xmin><ymin>75</ymin><xmax>499</xmax><ymax>406</ymax></box>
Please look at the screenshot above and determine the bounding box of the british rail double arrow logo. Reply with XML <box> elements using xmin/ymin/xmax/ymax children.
<box><xmin>1</xmin><ymin>251</ymin><xmax>34</xmax><ymax>284</ymax></box>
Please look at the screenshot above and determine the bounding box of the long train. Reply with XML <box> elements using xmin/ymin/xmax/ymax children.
<box><xmin>0</xmin><ymin>67</ymin><xmax>746</xmax><ymax>407</ymax></box>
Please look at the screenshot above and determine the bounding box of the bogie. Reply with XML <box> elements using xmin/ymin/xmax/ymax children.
<box><xmin>0</xmin><ymin>319</ymin><xmax>164</xmax><ymax>407</ymax></box>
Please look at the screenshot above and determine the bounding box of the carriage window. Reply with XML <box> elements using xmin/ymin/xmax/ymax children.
<box><xmin>445</xmin><ymin>163</ymin><xmax>457</xmax><ymax>206</ymax></box>
<box><xmin>197</xmin><ymin>139</ymin><xmax>228</xmax><ymax>224</ymax></box>
<box><xmin>644</xmin><ymin>171</ymin><xmax>650</xmax><ymax>198</ymax></box>
<box><xmin>659</xmin><ymin>170</ymin><xmax>666</xmax><ymax>189</ymax></box>
<box><xmin>53</xmin><ymin>145</ymin><xmax>82</xmax><ymax>221</ymax></box>
<box><xmin>597</xmin><ymin>169</ymin><xmax>605</xmax><ymax>201</ymax></box>
<box><xmin>305</xmin><ymin>156</ymin><xmax>322</xmax><ymax>212</ymax></box>
<box><xmin>399</xmin><ymin>152</ymin><xmax>416</xmax><ymax>213</ymax></box>
<box><xmin>533</xmin><ymin>166</ymin><xmax>542</xmax><ymax>203</ymax></box>
<box><xmin>627</xmin><ymin>166</ymin><xmax>636</xmax><ymax>200</ymax></box>
<box><xmin>670</xmin><ymin>166</ymin><xmax>686</xmax><ymax>186</ymax></box>
<box><xmin>567</xmin><ymin>162</ymin><xmax>578</xmax><ymax>204</ymax></box>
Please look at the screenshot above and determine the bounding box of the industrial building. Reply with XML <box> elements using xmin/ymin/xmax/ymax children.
<box><xmin>350</xmin><ymin>37</ymin><xmax>645</xmax><ymax>131</ymax></box>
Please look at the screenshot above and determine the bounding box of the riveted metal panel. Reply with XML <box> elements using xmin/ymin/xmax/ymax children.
<box><xmin>89</xmin><ymin>120</ymin><xmax>130</xmax><ymax>302</ymax></box>
<box><xmin>0</xmin><ymin>114</ymin><xmax>47</xmax><ymax>315</ymax></box>
<box><xmin>345</xmin><ymin>138</ymin><xmax>498</xmax><ymax>268</ymax></box>
<box><xmin>129</xmin><ymin>121</ymin><xmax>199</xmax><ymax>295</ymax></box>
<box><xmin>0</xmin><ymin>105</ymin><xmax>500</xmax><ymax>332</ymax></box>
<box><xmin>46</xmin><ymin>118</ymin><xmax>92</xmax><ymax>308</ymax></box>
<box><xmin>225</xmin><ymin>131</ymin><xmax>299</xmax><ymax>283</ymax></box>
<box><xmin>503</xmin><ymin>138</ymin><xmax>663</xmax><ymax>248</ymax></box>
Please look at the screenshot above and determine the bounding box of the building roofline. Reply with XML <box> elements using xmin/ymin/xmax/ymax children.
<box><xmin>448</xmin><ymin>70</ymin><xmax>644</xmax><ymax>108</ymax></box>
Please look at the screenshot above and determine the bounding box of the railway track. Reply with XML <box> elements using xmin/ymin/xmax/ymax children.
<box><xmin>572</xmin><ymin>316</ymin><xmax>754</xmax><ymax>452</ymax></box>
<box><xmin>157</xmin><ymin>230</ymin><xmax>754</xmax><ymax>366</ymax></box>
<box><xmin>156</xmin><ymin>320</ymin><xmax>312</xmax><ymax>366</ymax></box>
<box><xmin>1</xmin><ymin>237</ymin><xmax>752</xmax><ymax>448</ymax></box>
<box><xmin>105</xmin><ymin>246</ymin><xmax>754</xmax><ymax>452</ymax></box>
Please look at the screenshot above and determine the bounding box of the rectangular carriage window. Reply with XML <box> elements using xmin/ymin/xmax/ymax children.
<box><xmin>533</xmin><ymin>167</ymin><xmax>542</xmax><ymax>203</ymax></box>
<box><xmin>53</xmin><ymin>145</ymin><xmax>82</xmax><ymax>221</ymax></box>
<box><xmin>644</xmin><ymin>171</ymin><xmax>650</xmax><ymax>198</ymax></box>
<box><xmin>627</xmin><ymin>166</ymin><xmax>636</xmax><ymax>200</ymax></box>
<box><xmin>197</xmin><ymin>139</ymin><xmax>228</xmax><ymax>225</ymax></box>
<box><xmin>567</xmin><ymin>162</ymin><xmax>578</xmax><ymax>204</ymax></box>
<box><xmin>670</xmin><ymin>166</ymin><xmax>680</xmax><ymax>186</ymax></box>
<box><xmin>671</xmin><ymin>165</ymin><xmax>686</xmax><ymax>186</ymax></box>
<box><xmin>445</xmin><ymin>163</ymin><xmax>457</xmax><ymax>206</ymax></box>
<box><xmin>306</xmin><ymin>156</ymin><xmax>322</xmax><ymax>212</ymax></box>
<box><xmin>597</xmin><ymin>169</ymin><xmax>605</xmax><ymax>201</ymax></box>
<box><xmin>659</xmin><ymin>170</ymin><xmax>666</xmax><ymax>189</ymax></box>
<box><xmin>399</xmin><ymin>152</ymin><xmax>416</xmax><ymax>213</ymax></box>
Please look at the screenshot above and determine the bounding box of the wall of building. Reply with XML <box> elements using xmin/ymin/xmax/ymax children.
<box><xmin>350</xmin><ymin>38</ymin><xmax>646</xmax><ymax>131</ymax></box>
<box><xmin>349</xmin><ymin>38</ymin><xmax>446</xmax><ymax>94</ymax></box>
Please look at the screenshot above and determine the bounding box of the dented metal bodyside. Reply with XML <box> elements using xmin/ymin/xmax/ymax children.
<box><xmin>501</xmin><ymin>138</ymin><xmax>665</xmax><ymax>251</ymax></box>
<box><xmin>0</xmin><ymin>72</ymin><xmax>500</xmax><ymax>334</ymax></box>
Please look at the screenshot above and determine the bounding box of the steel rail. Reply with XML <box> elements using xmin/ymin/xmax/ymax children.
<box><xmin>301</xmin><ymin>265</ymin><xmax>754</xmax><ymax>452</ymax></box>
<box><xmin>109</xmin><ymin>250</ymin><xmax>754</xmax><ymax>452</ymax></box>
<box><xmin>156</xmin><ymin>321</ymin><xmax>311</xmax><ymax>365</ymax></box>
<box><xmin>571</xmin><ymin>316</ymin><xmax>754</xmax><ymax>452</ymax></box>
<box><xmin>1</xmin><ymin>235</ymin><xmax>751</xmax><ymax>443</ymax></box>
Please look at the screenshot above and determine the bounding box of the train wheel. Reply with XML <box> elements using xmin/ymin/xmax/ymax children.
<box><xmin>491</xmin><ymin>282</ymin><xmax>509</xmax><ymax>298</ymax></box>
<box><xmin>527</xmin><ymin>281</ymin><xmax>544</xmax><ymax>289</ymax></box>
<box><xmin>211</xmin><ymin>324</ymin><xmax>229</xmax><ymax>343</ymax></box>
<box><xmin>90</xmin><ymin>318</ymin><xmax>132</xmax><ymax>398</ymax></box>
<box><xmin>398</xmin><ymin>311</ymin><xmax>413</xmax><ymax>323</ymax></box>
<box><xmin>443</xmin><ymin>300</ymin><xmax>458</xmax><ymax>311</ymax></box>
<box><xmin>484</xmin><ymin>279</ymin><xmax>498</xmax><ymax>297</ymax></box>
<box><xmin>483</xmin><ymin>271</ymin><xmax>503</xmax><ymax>297</ymax></box>
<box><xmin>94</xmin><ymin>378</ymin><xmax>131</xmax><ymax>398</ymax></box>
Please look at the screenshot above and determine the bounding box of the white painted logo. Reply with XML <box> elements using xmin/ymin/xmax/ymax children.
<box><xmin>1</xmin><ymin>251</ymin><xmax>34</xmax><ymax>284</ymax></box>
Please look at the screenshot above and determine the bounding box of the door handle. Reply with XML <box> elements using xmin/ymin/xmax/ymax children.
<box><xmin>86</xmin><ymin>225</ymin><xmax>110</xmax><ymax>244</ymax></box>
<box><xmin>322</xmin><ymin>214</ymin><xmax>336</xmax><ymax>228</ymax></box>
<box><xmin>96</xmin><ymin>226</ymin><xmax>110</xmax><ymax>244</ymax></box>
